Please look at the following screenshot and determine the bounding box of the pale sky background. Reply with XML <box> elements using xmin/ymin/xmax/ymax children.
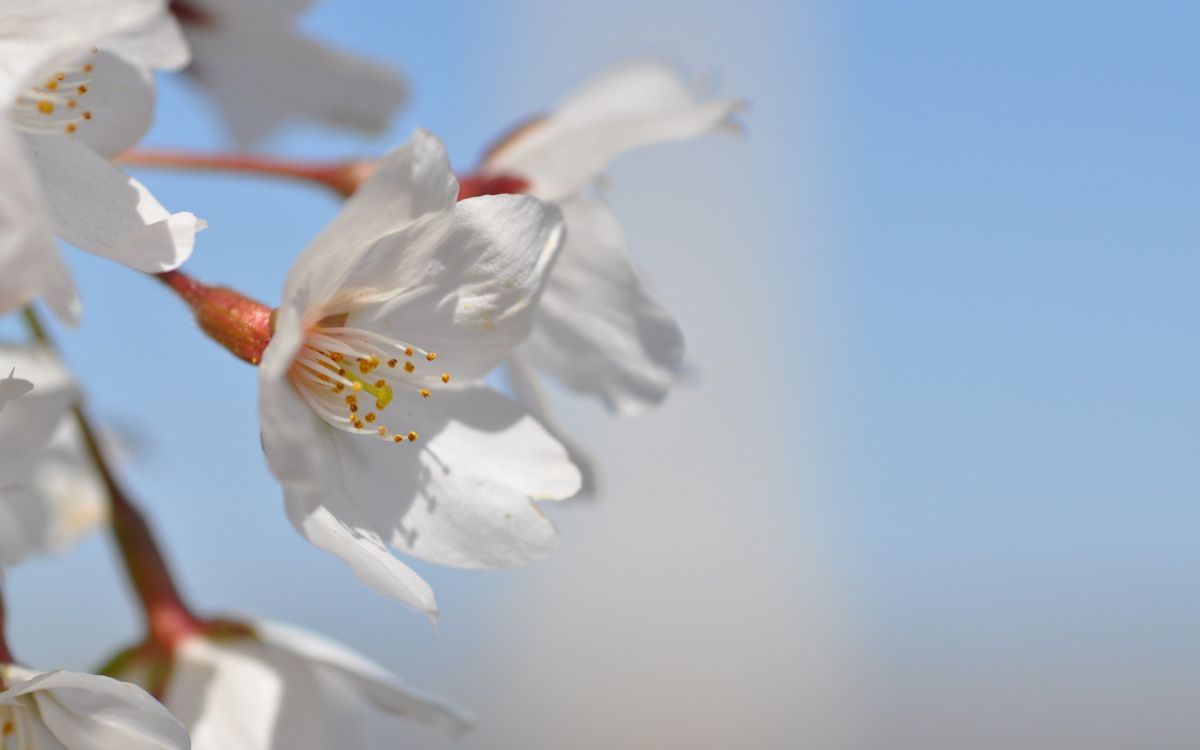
<box><xmin>4</xmin><ymin>1</ymin><xmax>1199</xmax><ymax>748</ymax></box>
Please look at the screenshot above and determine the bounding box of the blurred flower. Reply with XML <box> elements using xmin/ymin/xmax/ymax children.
<box><xmin>0</xmin><ymin>369</ymin><xmax>34</xmax><ymax>413</ymax></box>
<box><xmin>474</xmin><ymin>61</ymin><xmax>743</xmax><ymax>419</ymax></box>
<box><xmin>0</xmin><ymin>419</ymin><xmax>109</xmax><ymax>568</ymax></box>
<box><xmin>170</xmin><ymin>0</ymin><xmax>407</xmax><ymax>144</ymax></box>
<box><xmin>112</xmin><ymin>619</ymin><xmax>470</xmax><ymax>750</ymax></box>
<box><xmin>0</xmin><ymin>663</ymin><xmax>191</xmax><ymax>750</ymax></box>
<box><xmin>0</xmin><ymin>345</ymin><xmax>106</xmax><ymax>569</ymax></box>
<box><xmin>260</xmin><ymin>129</ymin><xmax>580</xmax><ymax>616</ymax></box>
<box><xmin>0</xmin><ymin>0</ymin><xmax>203</xmax><ymax>323</ymax></box>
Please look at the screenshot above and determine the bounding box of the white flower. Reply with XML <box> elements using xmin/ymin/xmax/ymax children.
<box><xmin>479</xmin><ymin>61</ymin><xmax>743</xmax><ymax>416</ymax></box>
<box><xmin>0</xmin><ymin>0</ymin><xmax>202</xmax><ymax>323</ymax></box>
<box><xmin>0</xmin><ymin>664</ymin><xmax>191</xmax><ymax>750</ymax></box>
<box><xmin>260</xmin><ymin>129</ymin><xmax>581</xmax><ymax>616</ymax></box>
<box><xmin>150</xmin><ymin>620</ymin><xmax>470</xmax><ymax>749</ymax></box>
<box><xmin>170</xmin><ymin>0</ymin><xmax>407</xmax><ymax>144</ymax></box>
<box><xmin>0</xmin><ymin>370</ymin><xmax>34</xmax><ymax>414</ymax></box>
<box><xmin>0</xmin><ymin>345</ymin><xmax>91</xmax><ymax>568</ymax></box>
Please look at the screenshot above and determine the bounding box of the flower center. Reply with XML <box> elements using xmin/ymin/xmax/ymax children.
<box><xmin>288</xmin><ymin>325</ymin><xmax>451</xmax><ymax>444</ymax></box>
<box><xmin>10</xmin><ymin>48</ymin><xmax>98</xmax><ymax>136</ymax></box>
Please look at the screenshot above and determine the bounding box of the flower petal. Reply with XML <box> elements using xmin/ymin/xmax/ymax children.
<box><xmin>281</xmin><ymin>129</ymin><xmax>458</xmax><ymax>317</ymax></box>
<box><xmin>347</xmin><ymin>193</ymin><xmax>565</xmax><ymax>381</ymax></box>
<box><xmin>0</xmin><ymin>0</ymin><xmax>167</xmax><ymax>101</ymax></box>
<box><xmin>104</xmin><ymin>11</ymin><xmax>190</xmax><ymax>72</ymax></box>
<box><xmin>22</xmin><ymin>133</ymin><xmax>203</xmax><ymax>272</ymax></box>
<box><xmin>0</xmin><ymin>345</ymin><xmax>77</xmax><ymax>485</ymax></box>
<box><xmin>523</xmin><ymin>194</ymin><xmax>684</xmax><ymax>414</ymax></box>
<box><xmin>259</xmin><ymin>330</ymin><xmax>438</xmax><ymax>615</ymax></box>
<box><xmin>181</xmin><ymin>10</ymin><xmax>405</xmax><ymax>144</ymax></box>
<box><xmin>325</xmin><ymin>385</ymin><xmax>579</xmax><ymax>569</ymax></box>
<box><xmin>254</xmin><ymin>621</ymin><xmax>473</xmax><ymax>736</ymax></box>
<box><xmin>504</xmin><ymin>351</ymin><xmax>601</xmax><ymax>497</ymax></box>
<box><xmin>1</xmin><ymin>670</ymin><xmax>190</xmax><ymax>750</ymax></box>
<box><xmin>485</xmin><ymin>60</ymin><xmax>744</xmax><ymax>200</ymax></box>
<box><xmin>0</xmin><ymin>125</ymin><xmax>78</xmax><ymax>323</ymax></box>
<box><xmin>71</xmin><ymin>50</ymin><xmax>157</xmax><ymax>160</ymax></box>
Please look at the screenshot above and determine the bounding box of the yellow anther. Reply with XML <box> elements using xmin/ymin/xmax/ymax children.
<box><xmin>403</xmin><ymin>361</ymin><xmax>415</xmax><ymax>373</ymax></box>
<box><xmin>365</xmin><ymin>412</ymin><xmax>377</xmax><ymax>423</ymax></box>
<box><xmin>55</xmin><ymin>72</ymin><xmax>66</xmax><ymax>81</ymax></box>
<box><xmin>345</xmin><ymin>394</ymin><xmax>357</xmax><ymax>405</ymax></box>
<box><xmin>374</xmin><ymin>379</ymin><xmax>386</xmax><ymax>388</ymax></box>
<box><xmin>82</xmin><ymin>110</ymin><xmax>92</xmax><ymax>120</ymax></box>
<box><xmin>393</xmin><ymin>434</ymin><xmax>404</xmax><ymax>443</ymax></box>
<box><xmin>77</xmin><ymin>84</ymin><xmax>88</xmax><ymax>94</ymax></box>
<box><xmin>420</xmin><ymin>388</ymin><xmax>431</xmax><ymax>399</ymax></box>
<box><xmin>37</xmin><ymin>100</ymin><xmax>54</xmax><ymax>114</ymax></box>
<box><xmin>333</xmin><ymin>383</ymin><xmax>345</xmax><ymax>393</ymax></box>
<box><xmin>67</xmin><ymin>99</ymin><xmax>77</xmax><ymax>108</ymax></box>
<box><xmin>375</xmin><ymin>400</ymin><xmax>385</xmax><ymax>409</ymax></box>
<box><xmin>349</xmin><ymin>403</ymin><xmax>358</xmax><ymax>413</ymax></box>
<box><xmin>65</xmin><ymin>123</ymin><xmax>76</xmax><ymax>133</ymax></box>
<box><xmin>83</xmin><ymin>63</ymin><xmax>93</xmax><ymax>73</ymax></box>
<box><xmin>407</xmin><ymin>431</ymin><xmax>418</xmax><ymax>442</ymax></box>
<box><xmin>387</xmin><ymin>358</ymin><xmax>398</xmax><ymax>368</ymax></box>
<box><xmin>441</xmin><ymin>373</ymin><xmax>450</xmax><ymax>383</ymax></box>
<box><xmin>426</xmin><ymin>352</ymin><xmax>437</xmax><ymax>361</ymax></box>
<box><xmin>45</xmin><ymin>80</ymin><xmax>58</xmax><ymax>91</ymax></box>
<box><xmin>353</xmin><ymin>419</ymin><xmax>364</xmax><ymax>429</ymax></box>
<box><xmin>352</xmin><ymin>382</ymin><xmax>363</xmax><ymax>392</ymax></box>
<box><xmin>378</xmin><ymin>426</ymin><xmax>388</xmax><ymax>436</ymax></box>
<box><xmin>405</xmin><ymin>347</ymin><xmax>414</xmax><ymax>356</ymax></box>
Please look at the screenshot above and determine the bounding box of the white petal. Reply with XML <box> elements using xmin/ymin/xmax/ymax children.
<box><xmin>0</xmin><ymin>484</ymin><xmax>52</xmax><ymax>567</ymax></box>
<box><xmin>524</xmin><ymin>194</ymin><xmax>684</xmax><ymax>414</ymax></box>
<box><xmin>325</xmin><ymin>386</ymin><xmax>579</xmax><ymax>569</ymax></box>
<box><xmin>22</xmin><ymin>133</ymin><xmax>203</xmax><ymax>272</ymax></box>
<box><xmin>180</xmin><ymin>12</ymin><xmax>405</xmax><ymax>143</ymax></box>
<box><xmin>281</xmin><ymin>129</ymin><xmax>457</xmax><ymax>318</ymax></box>
<box><xmin>0</xmin><ymin>371</ymin><xmax>34</xmax><ymax>412</ymax></box>
<box><xmin>71</xmin><ymin>50</ymin><xmax>157</xmax><ymax>160</ymax></box>
<box><xmin>104</xmin><ymin>12</ymin><xmax>191</xmax><ymax>72</ymax></box>
<box><xmin>505</xmin><ymin>351</ymin><xmax>602</xmax><ymax>497</ymax></box>
<box><xmin>0</xmin><ymin>0</ymin><xmax>167</xmax><ymax>101</ymax></box>
<box><xmin>259</xmin><ymin>333</ymin><xmax>438</xmax><ymax>615</ymax></box>
<box><xmin>485</xmin><ymin>60</ymin><xmax>744</xmax><ymax>200</ymax></box>
<box><xmin>0</xmin><ymin>345</ymin><xmax>77</xmax><ymax>485</ymax></box>
<box><xmin>347</xmin><ymin>194</ymin><xmax>565</xmax><ymax>381</ymax></box>
<box><xmin>0</xmin><ymin>125</ymin><xmax>78</xmax><ymax>323</ymax></box>
<box><xmin>255</xmin><ymin>621</ymin><xmax>473</xmax><ymax>736</ymax></box>
<box><xmin>167</xmin><ymin>637</ymin><xmax>296</xmax><ymax>750</ymax></box>
<box><xmin>1</xmin><ymin>670</ymin><xmax>190</xmax><ymax>750</ymax></box>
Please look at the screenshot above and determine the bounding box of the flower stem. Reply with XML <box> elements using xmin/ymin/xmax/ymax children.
<box><xmin>117</xmin><ymin>148</ymin><xmax>373</xmax><ymax>198</ymax></box>
<box><xmin>21</xmin><ymin>306</ymin><xmax>202</xmax><ymax>649</ymax></box>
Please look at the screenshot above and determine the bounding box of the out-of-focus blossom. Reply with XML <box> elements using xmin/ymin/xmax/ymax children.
<box><xmin>0</xmin><ymin>345</ymin><xmax>89</xmax><ymax>567</ymax></box>
<box><xmin>112</xmin><ymin>619</ymin><xmax>470</xmax><ymax>750</ymax></box>
<box><xmin>0</xmin><ymin>663</ymin><xmax>191</xmax><ymax>750</ymax></box>
<box><xmin>169</xmin><ymin>0</ymin><xmax>407</xmax><ymax>144</ymax></box>
<box><xmin>0</xmin><ymin>369</ymin><xmax>34</xmax><ymax>413</ymax></box>
<box><xmin>474</xmin><ymin>61</ymin><xmax>743</xmax><ymax>418</ymax></box>
<box><xmin>0</xmin><ymin>0</ymin><xmax>203</xmax><ymax>323</ymax></box>
<box><xmin>260</xmin><ymin>129</ymin><xmax>579</xmax><ymax>616</ymax></box>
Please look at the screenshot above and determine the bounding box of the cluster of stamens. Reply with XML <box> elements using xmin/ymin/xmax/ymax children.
<box><xmin>11</xmin><ymin>48</ymin><xmax>97</xmax><ymax>136</ymax></box>
<box><xmin>289</xmin><ymin>325</ymin><xmax>450</xmax><ymax>444</ymax></box>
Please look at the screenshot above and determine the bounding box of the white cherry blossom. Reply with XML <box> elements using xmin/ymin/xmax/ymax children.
<box><xmin>0</xmin><ymin>345</ymin><xmax>89</xmax><ymax>568</ymax></box>
<box><xmin>0</xmin><ymin>0</ymin><xmax>202</xmax><ymax>323</ymax></box>
<box><xmin>170</xmin><ymin>0</ymin><xmax>407</xmax><ymax>144</ymax></box>
<box><xmin>480</xmin><ymin>61</ymin><xmax>743</xmax><ymax>416</ymax></box>
<box><xmin>0</xmin><ymin>663</ymin><xmax>191</xmax><ymax>750</ymax></box>
<box><xmin>148</xmin><ymin>620</ymin><xmax>470</xmax><ymax>750</ymax></box>
<box><xmin>260</xmin><ymin>129</ymin><xmax>580</xmax><ymax>616</ymax></box>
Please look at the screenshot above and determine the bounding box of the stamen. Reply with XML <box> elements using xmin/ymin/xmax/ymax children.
<box><xmin>287</xmin><ymin>322</ymin><xmax>451</xmax><ymax>445</ymax></box>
